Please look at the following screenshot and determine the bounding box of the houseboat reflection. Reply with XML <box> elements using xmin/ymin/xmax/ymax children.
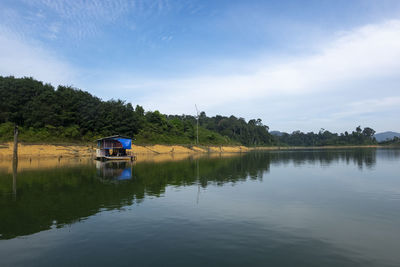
<box><xmin>96</xmin><ymin>161</ymin><xmax>133</xmax><ymax>181</ymax></box>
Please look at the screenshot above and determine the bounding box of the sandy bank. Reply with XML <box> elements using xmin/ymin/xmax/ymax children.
<box><xmin>131</xmin><ymin>144</ymin><xmax>249</xmax><ymax>154</ymax></box>
<box><xmin>0</xmin><ymin>142</ymin><xmax>249</xmax><ymax>160</ymax></box>
<box><xmin>0</xmin><ymin>153</ymin><xmax>244</xmax><ymax>174</ymax></box>
<box><xmin>0</xmin><ymin>143</ymin><xmax>384</xmax><ymax>173</ymax></box>
<box><xmin>0</xmin><ymin>150</ymin><xmax>240</xmax><ymax>173</ymax></box>
<box><xmin>0</xmin><ymin>142</ymin><xmax>382</xmax><ymax>160</ymax></box>
<box><xmin>0</xmin><ymin>143</ymin><xmax>94</xmax><ymax>159</ymax></box>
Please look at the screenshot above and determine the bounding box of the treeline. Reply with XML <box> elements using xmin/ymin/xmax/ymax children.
<box><xmin>0</xmin><ymin>76</ymin><xmax>267</xmax><ymax>145</ymax></box>
<box><xmin>0</xmin><ymin>76</ymin><xmax>378</xmax><ymax>146</ymax></box>
<box><xmin>1</xmin><ymin>76</ymin><xmax>141</xmax><ymax>142</ymax></box>
<box><xmin>379</xmin><ymin>136</ymin><xmax>400</xmax><ymax>146</ymax></box>
<box><xmin>274</xmin><ymin>126</ymin><xmax>377</xmax><ymax>146</ymax></box>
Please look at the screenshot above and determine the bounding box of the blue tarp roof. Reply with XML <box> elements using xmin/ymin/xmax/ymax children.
<box><xmin>96</xmin><ymin>135</ymin><xmax>132</xmax><ymax>149</ymax></box>
<box><xmin>96</xmin><ymin>135</ymin><xmax>131</xmax><ymax>141</ymax></box>
<box><xmin>116</xmin><ymin>138</ymin><xmax>131</xmax><ymax>149</ymax></box>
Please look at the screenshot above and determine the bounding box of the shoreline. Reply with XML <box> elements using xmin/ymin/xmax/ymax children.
<box><xmin>0</xmin><ymin>142</ymin><xmax>250</xmax><ymax>159</ymax></box>
<box><xmin>0</xmin><ymin>153</ymin><xmax>243</xmax><ymax>173</ymax></box>
<box><xmin>252</xmin><ymin>145</ymin><xmax>382</xmax><ymax>150</ymax></box>
<box><xmin>0</xmin><ymin>142</ymin><xmax>386</xmax><ymax>160</ymax></box>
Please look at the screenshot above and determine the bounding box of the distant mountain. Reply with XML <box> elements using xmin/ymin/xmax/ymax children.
<box><xmin>270</xmin><ymin>131</ymin><xmax>286</xmax><ymax>136</ymax></box>
<box><xmin>374</xmin><ymin>131</ymin><xmax>400</xmax><ymax>142</ymax></box>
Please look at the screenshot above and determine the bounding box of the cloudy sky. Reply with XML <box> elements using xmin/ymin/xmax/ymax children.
<box><xmin>1</xmin><ymin>0</ymin><xmax>400</xmax><ymax>133</ymax></box>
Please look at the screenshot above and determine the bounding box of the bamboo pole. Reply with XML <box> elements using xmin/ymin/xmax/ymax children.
<box><xmin>13</xmin><ymin>125</ymin><xmax>18</xmax><ymax>161</ymax></box>
<box><xmin>195</xmin><ymin>105</ymin><xmax>199</xmax><ymax>145</ymax></box>
<box><xmin>12</xmin><ymin>158</ymin><xmax>17</xmax><ymax>200</ymax></box>
<box><xmin>12</xmin><ymin>125</ymin><xmax>18</xmax><ymax>200</ymax></box>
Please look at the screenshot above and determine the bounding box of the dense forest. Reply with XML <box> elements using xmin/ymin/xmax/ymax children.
<box><xmin>0</xmin><ymin>76</ymin><xmax>378</xmax><ymax>146</ymax></box>
<box><xmin>272</xmin><ymin>127</ymin><xmax>377</xmax><ymax>146</ymax></box>
<box><xmin>378</xmin><ymin>136</ymin><xmax>400</xmax><ymax>146</ymax></box>
<box><xmin>0</xmin><ymin>76</ymin><xmax>268</xmax><ymax>145</ymax></box>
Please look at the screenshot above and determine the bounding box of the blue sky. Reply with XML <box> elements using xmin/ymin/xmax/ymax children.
<box><xmin>1</xmin><ymin>0</ymin><xmax>400</xmax><ymax>133</ymax></box>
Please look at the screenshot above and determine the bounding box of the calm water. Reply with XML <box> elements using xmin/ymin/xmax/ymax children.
<box><xmin>0</xmin><ymin>149</ymin><xmax>400</xmax><ymax>266</ymax></box>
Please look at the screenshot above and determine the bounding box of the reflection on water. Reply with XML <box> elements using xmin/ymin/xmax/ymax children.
<box><xmin>0</xmin><ymin>148</ymin><xmax>399</xmax><ymax>266</ymax></box>
<box><xmin>12</xmin><ymin>159</ymin><xmax>17</xmax><ymax>201</ymax></box>
<box><xmin>96</xmin><ymin>161</ymin><xmax>133</xmax><ymax>181</ymax></box>
<box><xmin>269</xmin><ymin>149</ymin><xmax>378</xmax><ymax>169</ymax></box>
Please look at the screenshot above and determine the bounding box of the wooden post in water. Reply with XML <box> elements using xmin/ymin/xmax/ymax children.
<box><xmin>12</xmin><ymin>125</ymin><xmax>18</xmax><ymax>199</ymax></box>
<box><xmin>196</xmin><ymin>158</ymin><xmax>200</xmax><ymax>204</ymax></box>
<box><xmin>12</xmin><ymin>158</ymin><xmax>17</xmax><ymax>200</ymax></box>
<box><xmin>13</xmin><ymin>125</ymin><xmax>18</xmax><ymax>161</ymax></box>
<box><xmin>195</xmin><ymin>105</ymin><xmax>199</xmax><ymax>145</ymax></box>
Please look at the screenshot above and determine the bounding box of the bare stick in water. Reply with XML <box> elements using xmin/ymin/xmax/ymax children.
<box><xmin>13</xmin><ymin>125</ymin><xmax>18</xmax><ymax>161</ymax></box>
<box><xmin>13</xmin><ymin>124</ymin><xmax>18</xmax><ymax>199</ymax></box>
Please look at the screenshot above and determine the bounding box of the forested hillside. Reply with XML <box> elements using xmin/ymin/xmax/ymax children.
<box><xmin>0</xmin><ymin>76</ymin><xmax>378</xmax><ymax>146</ymax></box>
<box><xmin>0</xmin><ymin>76</ymin><xmax>270</xmax><ymax>145</ymax></box>
<box><xmin>378</xmin><ymin>136</ymin><xmax>400</xmax><ymax>146</ymax></box>
<box><xmin>273</xmin><ymin>127</ymin><xmax>377</xmax><ymax>146</ymax></box>
<box><xmin>374</xmin><ymin>131</ymin><xmax>400</xmax><ymax>142</ymax></box>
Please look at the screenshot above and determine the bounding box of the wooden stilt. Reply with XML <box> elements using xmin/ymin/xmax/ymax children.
<box><xmin>12</xmin><ymin>124</ymin><xmax>18</xmax><ymax>200</ymax></box>
<box><xmin>12</xmin><ymin>159</ymin><xmax>17</xmax><ymax>200</ymax></box>
<box><xmin>13</xmin><ymin>125</ymin><xmax>18</xmax><ymax>161</ymax></box>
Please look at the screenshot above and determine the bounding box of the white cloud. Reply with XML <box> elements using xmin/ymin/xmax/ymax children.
<box><xmin>0</xmin><ymin>28</ymin><xmax>75</xmax><ymax>86</ymax></box>
<box><xmin>18</xmin><ymin>0</ymin><xmax>172</xmax><ymax>39</ymax></box>
<box><xmin>1</xmin><ymin>0</ymin><xmax>399</xmax><ymax>132</ymax></box>
<box><xmin>125</xmin><ymin>20</ymin><xmax>400</xmax><ymax>116</ymax></box>
<box><xmin>333</xmin><ymin>97</ymin><xmax>400</xmax><ymax>118</ymax></box>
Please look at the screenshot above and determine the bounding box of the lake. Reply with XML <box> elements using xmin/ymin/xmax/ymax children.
<box><xmin>0</xmin><ymin>149</ymin><xmax>399</xmax><ymax>266</ymax></box>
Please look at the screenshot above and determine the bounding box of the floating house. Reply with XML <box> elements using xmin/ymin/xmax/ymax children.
<box><xmin>96</xmin><ymin>135</ymin><xmax>135</xmax><ymax>161</ymax></box>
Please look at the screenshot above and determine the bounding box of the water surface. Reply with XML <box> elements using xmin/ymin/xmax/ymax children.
<box><xmin>0</xmin><ymin>149</ymin><xmax>399</xmax><ymax>266</ymax></box>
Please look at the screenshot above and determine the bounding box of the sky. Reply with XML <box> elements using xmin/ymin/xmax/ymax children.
<box><xmin>1</xmin><ymin>0</ymin><xmax>400</xmax><ymax>133</ymax></box>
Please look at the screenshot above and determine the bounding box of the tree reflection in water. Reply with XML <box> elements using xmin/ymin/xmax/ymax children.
<box><xmin>0</xmin><ymin>148</ymin><xmax>395</xmax><ymax>239</ymax></box>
